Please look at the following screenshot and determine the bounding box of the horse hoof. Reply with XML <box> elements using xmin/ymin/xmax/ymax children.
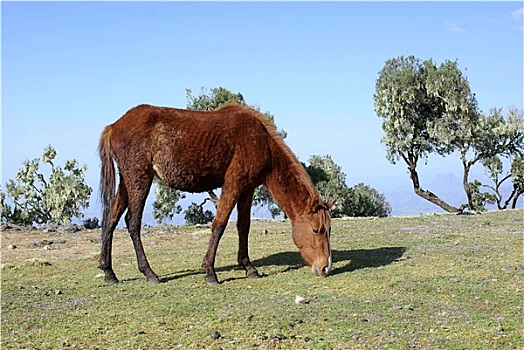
<box><xmin>147</xmin><ymin>276</ymin><xmax>161</xmax><ymax>284</ymax></box>
<box><xmin>105</xmin><ymin>275</ymin><xmax>120</xmax><ymax>284</ymax></box>
<box><xmin>247</xmin><ymin>271</ymin><xmax>261</xmax><ymax>279</ymax></box>
<box><xmin>205</xmin><ymin>276</ymin><xmax>220</xmax><ymax>285</ymax></box>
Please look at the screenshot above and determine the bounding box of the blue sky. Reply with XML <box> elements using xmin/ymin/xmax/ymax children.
<box><xmin>2</xmin><ymin>1</ymin><xmax>523</xmax><ymax>221</ymax></box>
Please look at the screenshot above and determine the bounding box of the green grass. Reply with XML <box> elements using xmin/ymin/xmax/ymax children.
<box><xmin>2</xmin><ymin>210</ymin><xmax>523</xmax><ymax>349</ymax></box>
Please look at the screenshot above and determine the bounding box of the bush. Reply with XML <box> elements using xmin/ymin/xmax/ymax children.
<box><xmin>83</xmin><ymin>217</ymin><xmax>100</xmax><ymax>229</ymax></box>
<box><xmin>1</xmin><ymin>145</ymin><xmax>92</xmax><ymax>225</ymax></box>
<box><xmin>347</xmin><ymin>183</ymin><xmax>392</xmax><ymax>218</ymax></box>
<box><xmin>184</xmin><ymin>202</ymin><xmax>214</xmax><ymax>225</ymax></box>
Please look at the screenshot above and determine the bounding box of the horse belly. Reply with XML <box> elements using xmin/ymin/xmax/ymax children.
<box><xmin>153</xmin><ymin>161</ymin><xmax>225</xmax><ymax>193</ymax></box>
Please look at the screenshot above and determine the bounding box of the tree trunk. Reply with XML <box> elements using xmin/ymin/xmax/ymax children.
<box><xmin>407</xmin><ymin>163</ymin><xmax>463</xmax><ymax>213</ymax></box>
<box><xmin>501</xmin><ymin>189</ymin><xmax>515</xmax><ymax>210</ymax></box>
<box><xmin>511</xmin><ymin>189</ymin><xmax>523</xmax><ymax>209</ymax></box>
<box><xmin>462</xmin><ymin>161</ymin><xmax>474</xmax><ymax>211</ymax></box>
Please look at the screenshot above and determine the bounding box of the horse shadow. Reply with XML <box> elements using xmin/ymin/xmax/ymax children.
<box><xmin>251</xmin><ymin>246</ymin><xmax>407</xmax><ymax>276</ymax></box>
<box><xmin>160</xmin><ymin>246</ymin><xmax>406</xmax><ymax>283</ymax></box>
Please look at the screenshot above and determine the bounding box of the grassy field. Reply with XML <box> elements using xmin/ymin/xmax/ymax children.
<box><xmin>1</xmin><ymin>209</ymin><xmax>522</xmax><ymax>349</ymax></box>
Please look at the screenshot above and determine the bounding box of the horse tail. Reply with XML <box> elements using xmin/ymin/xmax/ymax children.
<box><xmin>98</xmin><ymin>125</ymin><xmax>116</xmax><ymax>228</ymax></box>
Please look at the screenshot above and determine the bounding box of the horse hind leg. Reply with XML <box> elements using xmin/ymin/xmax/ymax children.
<box><xmin>99</xmin><ymin>182</ymin><xmax>128</xmax><ymax>283</ymax></box>
<box><xmin>126</xmin><ymin>175</ymin><xmax>160</xmax><ymax>284</ymax></box>
<box><xmin>236</xmin><ymin>188</ymin><xmax>260</xmax><ymax>279</ymax></box>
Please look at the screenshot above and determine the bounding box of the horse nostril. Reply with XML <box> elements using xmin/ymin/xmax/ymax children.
<box><xmin>322</xmin><ymin>266</ymin><xmax>331</xmax><ymax>276</ymax></box>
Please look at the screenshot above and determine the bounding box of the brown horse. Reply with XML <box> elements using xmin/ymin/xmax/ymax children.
<box><xmin>98</xmin><ymin>103</ymin><xmax>334</xmax><ymax>284</ymax></box>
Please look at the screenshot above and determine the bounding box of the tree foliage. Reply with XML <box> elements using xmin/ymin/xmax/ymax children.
<box><xmin>1</xmin><ymin>145</ymin><xmax>92</xmax><ymax>225</ymax></box>
<box><xmin>482</xmin><ymin>153</ymin><xmax>524</xmax><ymax>210</ymax></box>
<box><xmin>185</xmin><ymin>87</ymin><xmax>245</xmax><ymax>111</ymax></box>
<box><xmin>152</xmin><ymin>178</ymin><xmax>186</xmax><ymax>224</ymax></box>
<box><xmin>306</xmin><ymin>155</ymin><xmax>391</xmax><ymax>218</ymax></box>
<box><xmin>305</xmin><ymin>155</ymin><xmax>352</xmax><ymax>218</ymax></box>
<box><xmin>374</xmin><ymin>56</ymin><xmax>523</xmax><ymax>213</ymax></box>
<box><xmin>510</xmin><ymin>156</ymin><xmax>524</xmax><ymax>207</ymax></box>
<box><xmin>347</xmin><ymin>183</ymin><xmax>392</xmax><ymax>218</ymax></box>
<box><xmin>184</xmin><ymin>202</ymin><xmax>214</xmax><ymax>226</ymax></box>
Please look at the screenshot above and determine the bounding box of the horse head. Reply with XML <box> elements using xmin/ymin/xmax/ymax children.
<box><xmin>291</xmin><ymin>199</ymin><xmax>336</xmax><ymax>277</ymax></box>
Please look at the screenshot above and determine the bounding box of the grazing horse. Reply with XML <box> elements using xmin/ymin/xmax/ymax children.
<box><xmin>98</xmin><ymin>103</ymin><xmax>334</xmax><ymax>284</ymax></box>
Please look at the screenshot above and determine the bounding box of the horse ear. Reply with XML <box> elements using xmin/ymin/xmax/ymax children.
<box><xmin>325</xmin><ymin>199</ymin><xmax>337</xmax><ymax>209</ymax></box>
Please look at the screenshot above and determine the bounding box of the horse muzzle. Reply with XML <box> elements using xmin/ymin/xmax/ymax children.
<box><xmin>312</xmin><ymin>264</ymin><xmax>332</xmax><ymax>277</ymax></box>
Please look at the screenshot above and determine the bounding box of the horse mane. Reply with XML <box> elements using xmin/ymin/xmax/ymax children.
<box><xmin>218</xmin><ymin>103</ymin><xmax>322</xmax><ymax>211</ymax></box>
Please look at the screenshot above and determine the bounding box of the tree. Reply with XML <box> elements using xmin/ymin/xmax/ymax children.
<box><xmin>482</xmin><ymin>153</ymin><xmax>524</xmax><ymax>210</ymax></box>
<box><xmin>305</xmin><ymin>155</ymin><xmax>391</xmax><ymax>218</ymax></box>
<box><xmin>347</xmin><ymin>183</ymin><xmax>392</xmax><ymax>218</ymax></box>
<box><xmin>1</xmin><ymin>145</ymin><xmax>92</xmax><ymax>225</ymax></box>
<box><xmin>456</xmin><ymin>107</ymin><xmax>523</xmax><ymax>211</ymax></box>
<box><xmin>374</xmin><ymin>56</ymin><xmax>523</xmax><ymax>213</ymax></box>
<box><xmin>305</xmin><ymin>155</ymin><xmax>352</xmax><ymax>218</ymax></box>
<box><xmin>375</xmin><ymin>56</ymin><xmax>455</xmax><ymax>211</ymax></box>
<box><xmin>475</xmin><ymin>108</ymin><xmax>524</xmax><ymax>210</ymax></box>
<box><xmin>153</xmin><ymin>87</ymin><xmax>288</xmax><ymax>223</ymax></box>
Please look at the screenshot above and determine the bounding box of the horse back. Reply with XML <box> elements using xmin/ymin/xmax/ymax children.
<box><xmin>108</xmin><ymin>104</ymin><xmax>273</xmax><ymax>193</ymax></box>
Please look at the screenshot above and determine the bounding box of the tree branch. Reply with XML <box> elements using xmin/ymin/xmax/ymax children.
<box><xmin>206</xmin><ymin>191</ymin><xmax>219</xmax><ymax>209</ymax></box>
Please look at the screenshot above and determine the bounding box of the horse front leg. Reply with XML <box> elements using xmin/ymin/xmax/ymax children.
<box><xmin>236</xmin><ymin>188</ymin><xmax>260</xmax><ymax>279</ymax></box>
<box><xmin>202</xmin><ymin>184</ymin><xmax>239</xmax><ymax>285</ymax></box>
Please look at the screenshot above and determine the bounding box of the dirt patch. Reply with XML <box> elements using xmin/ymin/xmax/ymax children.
<box><xmin>2</xmin><ymin>228</ymin><xmax>104</xmax><ymax>265</ymax></box>
<box><xmin>0</xmin><ymin>225</ymin><xmax>208</xmax><ymax>266</ymax></box>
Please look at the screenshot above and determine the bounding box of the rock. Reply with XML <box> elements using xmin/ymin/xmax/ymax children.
<box><xmin>58</xmin><ymin>224</ymin><xmax>83</xmax><ymax>234</ymax></box>
<box><xmin>8</xmin><ymin>244</ymin><xmax>17</xmax><ymax>249</ymax></box>
<box><xmin>28</xmin><ymin>241</ymin><xmax>45</xmax><ymax>248</ymax></box>
<box><xmin>89</xmin><ymin>236</ymin><xmax>102</xmax><ymax>244</ymax></box>
<box><xmin>195</xmin><ymin>224</ymin><xmax>211</xmax><ymax>229</ymax></box>
<box><xmin>1</xmin><ymin>223</ymin><xmax>32</xmax><ymax>231</ymax></box>
<box><xmin>39</xmin><ymin>224</ymin><xmax>58</xmax><ymax>233</ymax></box>
<box><xmin>211</xmin><ymin>331</ymin><xmax>221</xmax><ymax>340</ymax></box>
<box><xmin>295</xmin><ymin>295</ymin><xmax>308</xmax><ymax>304</ymax></box>
<box><xmin>37</xmin><ymin>223</ymin><xmax>83</xmax><ymax>234</ymax></box>
<box><xmin>28</xmin><ymin>239</ymin><xmax>66</xmax><ymax>249</ymax></box>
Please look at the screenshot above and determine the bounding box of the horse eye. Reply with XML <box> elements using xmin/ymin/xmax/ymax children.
<box><xmin>312</xmin><ymin>227</ymin><xmax>319</xmax><ymax>234</ymax></box>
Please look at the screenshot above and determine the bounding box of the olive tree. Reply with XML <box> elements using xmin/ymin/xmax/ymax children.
<box><xmin>468</xmin><ymin>108</ymin><xmax>524</xmax><ymax>210</ymax></box>
<box><xmin>482</xmin><ymin>153</ymin><xmax>524</xmax><ymax>210</ymax></box>
<box><xmin>374</xmin><ymin>56</ymin><xmax>523</xmax><ymax>213</ymax></box>
<box><xmin>1</xmin><ymin>145</ymin><xmax>92</xmax><ymax>225</ymax></box>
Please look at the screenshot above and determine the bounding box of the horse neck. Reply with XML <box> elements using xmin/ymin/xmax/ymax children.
<box><xmin>265</xmin><ymin>145</ymin><xmax>318</xmax><ymax>222</ymax></box>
